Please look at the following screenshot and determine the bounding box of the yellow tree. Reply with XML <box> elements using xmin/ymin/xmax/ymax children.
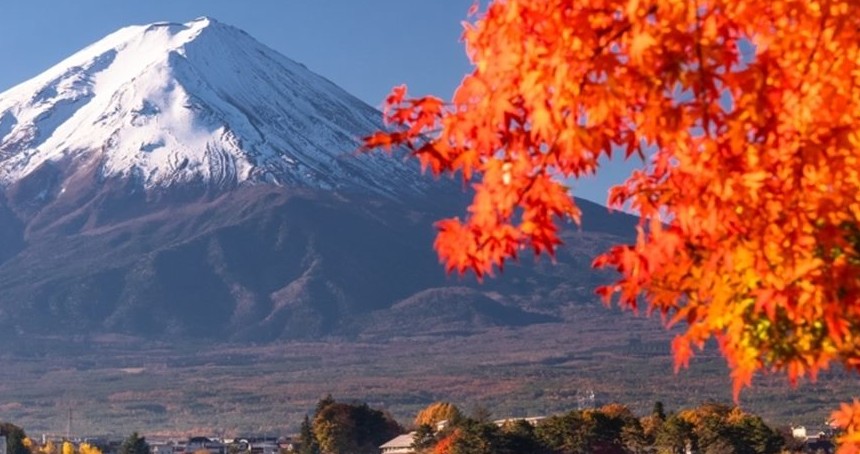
<box><xmin>365</xmin><ymin>0</ymin><xmax>860</xmax><ymax>450</ymax></box>
<box><xmin>39</xmin><ymin>441</ymin><xmax>56</xmax><ymax>454</ymax></box>
<box><xmin>415</xmin><ymin>402</ymin><xmax>462</xmax><ymax>428</ymax></box>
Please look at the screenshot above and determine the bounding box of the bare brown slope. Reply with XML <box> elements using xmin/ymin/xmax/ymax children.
<box><xmin>0</xmin><ymin>167</ymin><xmax>637</xmax><ymax>342</ymax></box>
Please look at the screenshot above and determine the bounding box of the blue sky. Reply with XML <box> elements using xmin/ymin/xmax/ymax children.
<box><xmin>0</xmin><ymin>1</ymin><xmax>643</xmax><ymax>205</ymax></box>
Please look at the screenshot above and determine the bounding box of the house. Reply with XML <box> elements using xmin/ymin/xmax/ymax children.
<box><xmin>493</xmin><ymin>416</ymin><xmax>545</xmax><ymax>427</ymax></box>
<box><xmin>791</xmin><ymin>425</ymin><xmax>835</xmax><ymax>453</ymax></box>
<box><xmin>792</xmin><ymin>425</ymin><xmax>808</xmax><ymax>440</ymax></box>
<box><xmin>185</xmin><ymin>437</ymin><xmax>225</xmax><ymax>454</ymax></box>
<box><xmin>230</xmin><ymin>436</ymin><xmax>280</xmax><ymax>454</ymax></box>
<box><xmin>379</xmin><ymin>432</ymin><xmax>416</xmax><ymax>454</ymax></box>
<box><xmin>150</xmin><ymin>442</ymin><xmax>176</xmax><ymax>454</ymax></box>
<box><xmin>277</xmin><ymin>437</ymin><xmax>298</xmax><ymax>453</ymax></box>
<box><xmin>379</xmin><ymin>416</ymin><xmax>548</xmax><ymax>453</ymax></box>
<box><xmin>792</xmin><ymin>425</ymin><xmax>833</xmax><ymax>442</ymax></box>
<box><xmin>248</xmin><ymin>441</ymin><xmax>279</xmax><ymax>454</ymax></box>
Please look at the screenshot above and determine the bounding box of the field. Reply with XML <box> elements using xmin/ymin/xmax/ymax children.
<box><xmin>0</xmin><ymin>302</ymin><xmax>854</xmax><ymax>437</ymax></box>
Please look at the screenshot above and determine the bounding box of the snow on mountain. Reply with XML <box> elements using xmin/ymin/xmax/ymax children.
<box><xmin>0</xmin><ymin>17</ymin><xmax>421</xmax><ymax>195</ymax></box>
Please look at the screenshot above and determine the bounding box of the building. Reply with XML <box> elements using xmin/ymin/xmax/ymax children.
<box><xmin>185</xmin><ymin>437</ymin><xmax>225</xmax><ymax>454</ymax></box>
<box><xmin>150</xmin><ymin>442</ymin><xmax>177</xmax><ymax>454</ymax></box>
<box><xmin>791</xmin><ymin>425</ymin><xmax>835</xmax><ymax>453</ymax></box>
<box><xmin>792</xmin><ymin>425</ymin><xmax>833</xmax><ymax>442</ymax></box>
<box><xmin>248</xmin><ymin>441</ymin><xmax>279</xmax><ymax>454</ymax></box>
<box><xmin>493</xmin><ymin>416</ymin><xmax>545</xmax><ymax>427</ymax></box>
<box><xmin>277</xmin><ymin>437</ymin><xmax>298</xmax><ymax>453</ymax></box>
<box><xmin>1</xmin><ymin>435</ymin><xmax>7</xmax><ymax>454</ymax></box>
<box><xmin>379</xmin><ymin>416</ymin><xmax>548</xmax><ymax>453</ymax></box>
<box><xmin>379</xmin><ymin>433</ymin><xmax>415</xmax><ymax>454</ymax></box>
<box><xmin>792</xmin><ymin>425</ymin><xmax>810</xmax><ymax>440</ymax></box>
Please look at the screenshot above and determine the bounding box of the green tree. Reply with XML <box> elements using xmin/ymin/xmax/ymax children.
<box><xmin>579</xmin><ymin>410</ymin><xmax>626</xmax><ymax>453</ymax></box>
<box><xmin>620</xmin><ymin>421</ymin><xmax>648</xmax><ymax>454</ymax></box>
<box><xmin>498</xmin><ymin>419</ymin><xmax>547</xmax><ymax>454</ymax></box>
<box><xmin>694</xmin><ymin>414</ymin><xmax>733</xmax><ymax>454</ymax></box>
<box><xmin>298</xmin><ymin>415</ymin><xmax>320</xmax><ymax>454</ymax></box>
<box><xmin>411</xmin><ymin>424</ymin><xmax>436</xmax><ymax>453</ymax></box>
<box><xmin>448</xmin><ymin>419</ymin><xmax>505</xmax><ymax>454</ymax></box>
<box><xmin>535</xmin><ymin>412</ymin><xmax>582</xmax><ymax>453</ymax></box>
<box><xmin>0</xmin><ymin>422</ymin><xmax>29</xmax><ymax>454</ymax></box>
<box><xmin>118</xmin><ymin>433</ymin><xmax>149</xmax><ymax>454</ymax></box>
<box><xmin>678</xmin><ymin>403</ymin><xmax>783</xmax><ymax>454</ymax></box>
<box><xmin>639</xmin><ymin>414</ymin><xmax>663</xmax><ymax>448</ymax></box>
<box><xmin>598</xmin><ymin>404</ymin><xmax>646</xmax><ymax>453</ymax></box>
<box><xmin>655</xmin><ymin>415</ymin><xmax>695</xmax><ymax>454</ymax></box>
<box><xmin>652</xmin><ymin>402</ymin><xmax>666</xmax><ymax>421</ymax></box>
<box><xmin>312</xmin><ymin>399</ymin><xmax>401</xmax><ymax>454</ymax></box>
<box><xmin>729</xmin><ymin>413</ymin><xmax>784</xmax><ymax>454</ymax></box>
<box><xmin>534</xmin><ymin>410</ymin><xmax>619</xmax><ymax>454</ymax></box>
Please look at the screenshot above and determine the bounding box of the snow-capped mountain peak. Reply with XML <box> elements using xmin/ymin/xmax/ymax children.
<box><xmin>0</xmin><ymin>17</ymin><xmax>418</xmax><ymax>194</ymax></box>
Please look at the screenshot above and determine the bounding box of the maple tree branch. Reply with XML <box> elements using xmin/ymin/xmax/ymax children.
<box><xmin>471</xmin><ymin>150</ymin><xmax>556</xmax><ymax>256</ymax></box>
<box><xmin>693</xmin><ymin>0</ymin><xmax>713</xmax><ymax>136</ymax></box>
<box><xmin>593</xmin><ymin>4</ymin><xmax>658</xmax><ymax>59</ymax></box>
<box><xmin>578</xmin><ymin>4</ymin><xmax>658</xmax><ymax>97</ymax></box>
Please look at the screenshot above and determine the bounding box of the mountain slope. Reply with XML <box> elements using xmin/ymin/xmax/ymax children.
<box><xmin>0</xmin><ymin>184</ymin><xmax>636</xmax><ymax>341</ymax></box>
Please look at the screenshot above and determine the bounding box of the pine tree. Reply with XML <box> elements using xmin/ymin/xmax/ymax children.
<box><xmin>118</xmin><ymin>433</ymin><xmax>149</xmax><ymax>454</ymax></box>
<box><xmin>298</xmin><ymin>415</ymin><xmax>320</xmax><ymax>454</ymax></box>
<box><xmin>652</xmin><ymin>402</ymin><xmax>666</xmax><ymax>421</ymax></box>
<box><xmin>0</xmin><ymin>422</ymin><xmax>29</xmax><ymax>454</ymax></box>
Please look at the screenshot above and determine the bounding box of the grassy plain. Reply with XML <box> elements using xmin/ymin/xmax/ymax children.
<box><xmin>0</xmin><ymin>303</ymin><xmax>853</xmax><ymax>437</ymax></box>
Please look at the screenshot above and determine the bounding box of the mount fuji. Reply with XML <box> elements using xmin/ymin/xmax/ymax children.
<box><xmin>0</xmin><ymin>18</ymin><xmax>635</xmax><ymax>342</ymax></box>
<box><xmin>0</xmin><ymin>17</ymin><xmax>420</xmax><ymax>195</ymax></box>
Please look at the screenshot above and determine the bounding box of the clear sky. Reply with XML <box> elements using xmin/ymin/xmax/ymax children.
<box><xmin>0</xmin><ymin>0</ymin><xmax>643</xmax><ymax>205</ymax></box>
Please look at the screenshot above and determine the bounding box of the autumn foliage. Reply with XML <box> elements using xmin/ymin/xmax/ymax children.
<box><xmin>364</xmin><ymin>0</ymin><xmax>860</xmax><ymax>450</ymax></box>
<box><xmin>415</xmin><ymin>402</ymin><xmax>462</xmax><ymax>428</ymax></box>
<box><xmin>835</xmin><ymin>400</ymin><xmax>860</xmax><ymax>453</ymax></box>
